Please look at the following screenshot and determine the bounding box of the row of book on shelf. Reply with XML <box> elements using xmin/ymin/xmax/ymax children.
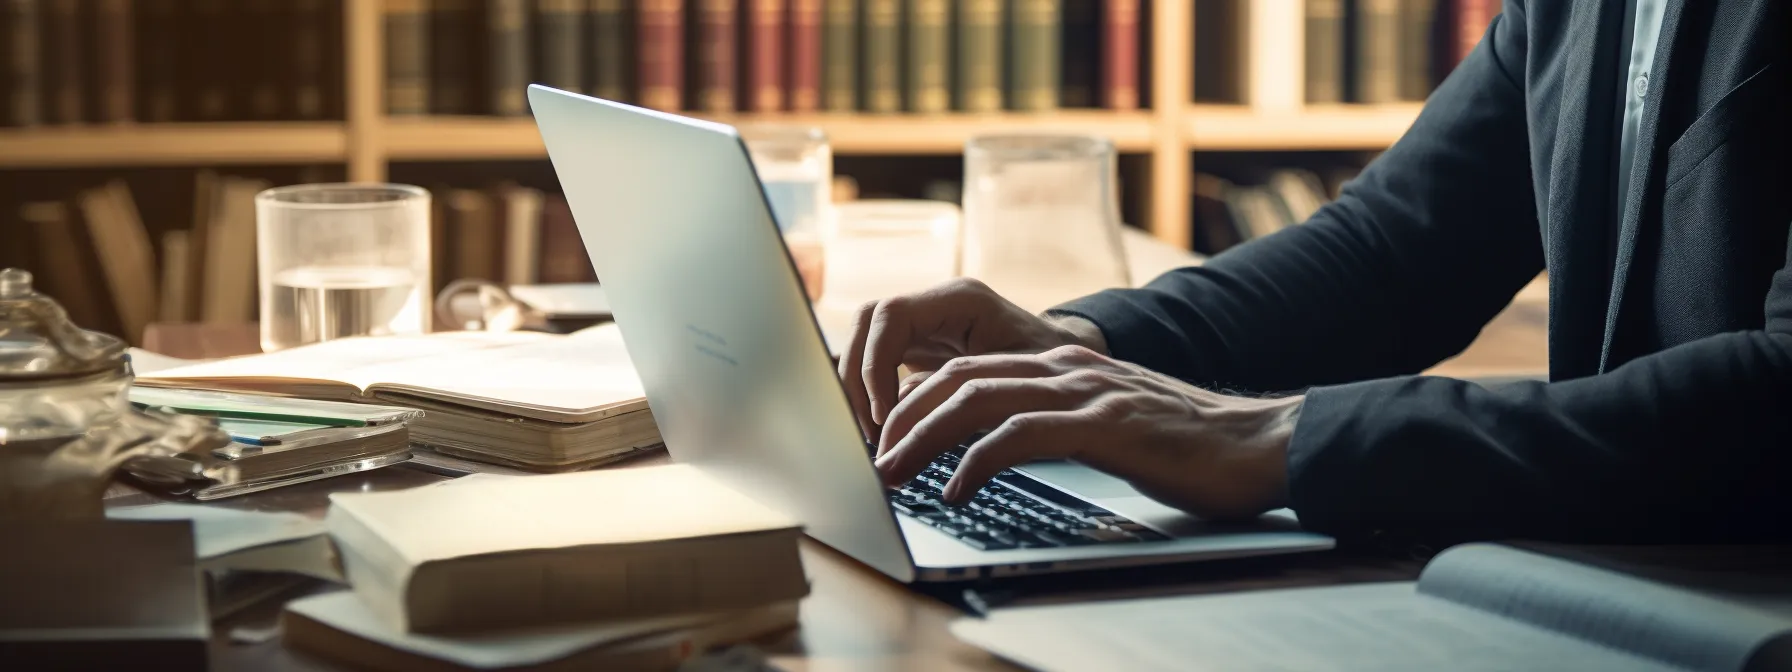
<box><xmin>0</xmin><ymin>0</ymin><xmax>344</xmax><ymax>127</ymax></box>
<box><xmin>1190</xmin><ymin>165</ymin><xmax>1361</xmax><ymax>256</ymax></box>
<box><xmin>387</xmin><ymin>0</ymin><xmax>1144</xmax><ymax>117</ymax></box>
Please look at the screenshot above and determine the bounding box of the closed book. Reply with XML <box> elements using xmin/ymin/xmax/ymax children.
<box><xmin>487</xmin><ymin>0</ymin><xmax>529</xmax><ymax>115</ymax></box>
<box><xmin>4</xmin><ymin>0</ymin><xmax>39</xmax><ymax>126</ymax></box>
<box><xmin>384</xmin><ymin>0</ymin><xmax>431</xmax><ymax>115</ymax></box>
<box><xmin>1191</xmin><ymin>0</ymin><xmax>1242</xmax><ymax>103</ymax></box>
<box><xmin>499</xmin><ymin>185</ymin><xmax>545</xmax><ymax>287</ymax></box>
<box><xmin>24</xmin><ymin>201</ymin><xmax>116</xmax><ymax>334</ymax></box>
<box><xmin>1438</xmin><ymin>0</ymin><xmax>1493</xmax><ymax>78</ymax></box>
<box><xmin>1058</xmin><ymin>0</ymin><xmax>1096</xmax><ymax>108</ymax></box>
<box><xmin>158</xmin><ymin>229</ymin><xmax>192</xmax><ymax>323</ymax></box>
<box><xmin>904</xmin><ymin>0</ymin><xmax>947</xmax><ymax>113</ymax></box>
<box><xmin>587</xmin><ymin>0</ymin><xmax>626</xmax><ymax>101</ymax></box>
<box><xmin>1398</xmin><ymin>0</ymin><xmax>1435</xmax><ymax>101</ymax></box>
<box><xmin>1304</xmin><ymin>0</ymin><xmax>1344</xmax><ymax>103</ymax></box>
<box><xmin>77</xmin><ymin>182</ymin><xmax>158</xmax><ymax>344</ymax></box>
<box><xmin>861</xmin><ymin>0</ymin><xmax>898</xmax><ymax>113</ymax></box>
<box><xmin>1345</xmin><ymin>0</ymin><xmax>1399</xmax><ymax>104</ymax></box>
<box><xmin>92</xmin><ymin>0</ymin><xmax>131</xmax><ymax>122</ymax></box>
<box><xmin>43</xmin><ymin>0</ymin><xmax>81</xmax><ymax>124</ymax></box>
<box><xmin>242</xmin><ymin>0</ymin><xmax>284</xmax><ymax>119</ymax></box>
<box><xmin>820</xmin><ymin>0</ymin><xmax>854</xmax><ymax>110</ymax></box>
<box><xmin>636</xmin><ymin>0</ymin><xmax>682</xmax><ymax>110</ymax></box>
<box><xmin>325</xmin><ymin>464</ymin><xmax>808</xmax><ymax>633</ymax></box>
<box><xmin>1006</xmin><ymin>0</ymin><xmax>1059</xmax><ymax>111</ymax></box>
<box><xmin>431</xmin><ymin>0</ymin><xmax>478</xmax><ymax>113</ymax></box>
<box><xmin>745</xmin><ymin>0</ymin><xmax>785</xmax><ymax>112</ymax></box>
<box><xmin>786</xmin><ymin>0</ymin><xmax>820</xmax><ymax>110</ymax></box>
<box><xmin>291</xmin><ymin>0</ymin><xmax>331</xmax><ymax>119</ymax></box>
<box><xmin>446</xmin><ymin>188</ymin><xmax>502</xmax><ymax>282</ymax></box>
<box><xmin>695</xmin><ymin>0</ymin><xmax>735</xmax><ymax>112</ymax></box>
<box><xmin>192</xmin><ymin>0</ymin><xmax>233</xmax><ymax>119</ymax></box>
<box><xmin>954</xmin><ymin>0</ymin><xmax>1001</xmax><ymax>112</ymax></box>
<box><xmin>135</xmin><ymin>0</ymin><xmax>174</xmax><ymax>121</ymax></box>
<box><xmin>1101</xmin><ymin>0</ymin><xmax>1139</xmax><ymax>110</ymax></box>
<box><xmin>539</xmin><ymin>194</ymin><xmax>598</xmax><ymax>283</ymax></box>
<box><xmin>536</xmin><ymin>0</ymin><xmax>584</xmax><ymax>95</ymax></box>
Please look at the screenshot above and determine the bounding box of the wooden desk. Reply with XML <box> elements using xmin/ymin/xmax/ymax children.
<box><xmin>137</xmin><ymin>287</ymin><xmax>1547</xmax><ymax>670</ymax></box>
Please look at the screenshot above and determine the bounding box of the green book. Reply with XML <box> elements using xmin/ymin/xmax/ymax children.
<box><xmin>1006</xmin><ymin>0</ymin><xmax>1059</xmax><ymax>111</ymax></box>
<box><xmin>862</xmin><ymin>0</ymin><xmax>901</xmax><ymax>113</ymax></box>
<box><xmin>904</xmin><ymin>0</ymin><xmax>949</xmax><ymax>113</ymax></box>
<box><xmin>823</xmin><ymin>0</ymin><xmax>857</xmax><ymax>110</ymax></box>
<box><xmin>590</xmin><ymin>0</ymin><xmax>630</xmax><ymax>102</ymax></box>
<box><xmin>955</xmin><ymin>0</ymin><xmax>1003</xmax><ymax>112</ymax></box>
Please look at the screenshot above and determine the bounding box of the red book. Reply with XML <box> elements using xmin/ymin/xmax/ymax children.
<box><xmin>637</xmin><ymin>0</ymin><xmax>684</xmax><ymax>111</ymax></box>
<box><xmin>745</xmin><ymin>0</ymin><xmax>785</xmax><ymax>112</ymax></box>
<box><xmin>1454</xmin><ymin>0</ymin><xmax>1495</xmax><ymax>64</ymax></box>
<box><xmin>786</xmin><ymin>0</ymin><xmax>821</xmax><ymax>112</ymax></box>
<box><xmin>697</xmin><ymin>0</ymin><xmax>736</xmax><ymax>112</ymax></box>
<box><xmin>1101</xmin><ymin>0</ymin><xmax>1139</xmax><ymax>110</ymax></box>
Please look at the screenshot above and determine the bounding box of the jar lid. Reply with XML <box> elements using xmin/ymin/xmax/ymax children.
<box><xmin>0</xmin><ymin>268</ymin><xmax>128</xmax><ymax>382</ymax></box>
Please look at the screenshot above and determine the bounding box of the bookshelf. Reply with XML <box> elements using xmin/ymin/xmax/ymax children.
<box><xmin>0</xmin><ymin>0</ymin><xmax>1438</xmax><ymax>251</ymax></box>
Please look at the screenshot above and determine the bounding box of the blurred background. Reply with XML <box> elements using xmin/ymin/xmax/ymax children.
<box><xmin>0</xmin><ymin>0</ymin><xmax>1498</xmax><ymax>346</ymax></box>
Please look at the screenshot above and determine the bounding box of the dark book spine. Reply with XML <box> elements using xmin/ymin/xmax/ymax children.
<box><xmin>291</xmin><ymin>0</ymin><xmax>328</xmax><ymax>119</ymax></box>
<box><xmin>92</xmin><ymin>0</ymin><xmax>130</xmax><ymax>122</ymax></box>
<box><xmin>244</xmin><ymin>0</ymin><xmax>284</xmax><ymax>119</ymax></box>
<box><xmin>384</xmin><ymin>0</ymin><xmax>430</xmax><ymax>115</ymax></box>
<box><xmin>539</xmin><ymin>195</ymin><xmax>598</xmax><ymax>283</ymax></box>
<box><xmin>1398</xmin><ymin>0</ymin><xmax>1435</xmax><ymax>100</ymax></box>
<box><xmin>1007</xmin><ymin>0</ymin><xmax>1059</xmax><ymax>111</ymax></box>
<box><xmin>695</xmin><ymin>0</ymin><xmax>734</xmax><ymax>111</ymax></box>
<box><xmin>489</xmin><ymin>0</ymin><xmax>529</xmax><ymax>114</ymax></box>
<box><xmin>193</xmin><ymin>0</ymin><xmax>235</xmax><ymax>119</ymax></box>
<box><xmin>745</xmin><ymin>0</ymin><xmax>785</xmax><ymax>111</ymax></box>
<box><xmin>637</xmin><ymin>0</ymin><xmax>683</xmax><ymax>110</ymax></box>
<box><xmin>536</xmin><ymin>0</ymin><xmax>584</xmax><ymax>94</ymax></box>
<box><xmin>431</xmin><ymin>0</ymin><xmax>476</xmax><ymax>113</ymax></box>
<box><xmin>1437</xmin><ymin>0</ymin><xmax>1491</xmax><ymax>79</ymax></box>
<box><xmin>5</xmin><ymin>0</ymin><xmax>40</xmax><ymax>126</ymax></box>
<box><xmin>1347</xmin><ymin>0</ymin><xmax>1399</xmax><ymax>103</ymax></box>
<box><xmin>819</xmin><ymin>0</ymin><xmax>854</xmax><ymax>110</ymax></box>
<box><xmin>44</xmin><ymin>0</ymin><xmax>82</xmax><ymax>123</ymax></box>
<box><xmin>904</xmin><ymin>0</ymin><xmax>947</xmax><ymax>113</ymax></box>
<box><xmin>588</xmin><ymin>0</ymin><xmax>628</xmax><ymax>101</ymax></box>
<box><xmin>1058</xmin><ymin>0</ymin><xmax>1095</xmax><ymax>107</ymax></box>
<box><xmin>955</xmin><ymin>0</ymin><xmax>1001</xmax><ymax>112</ymax></box>
<box><xmin>1101</xmin><ymin>0</ymin><xmax>1138</xmax><ymax>110</ymax></box>
<box><xmin>786</xmin><ymin>0</ymin><xmax>819</xmax><ymax>111</ymax></box>
<box><xmin>861</xmin><ymin>0</ymin><xmax>898</xmax><ymax>112</ymax></box>
<box><xmin>1304</xmin><ymin>0</ymin><xmax>1343</xmax><ymax>103</ymax></box>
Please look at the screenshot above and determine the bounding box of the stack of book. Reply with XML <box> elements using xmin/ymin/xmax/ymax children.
<box><xmin>283</xmin><ymin>465</ymin><xmax>809</xmax><ymax>669</ymax></box>
<box><xmin>386</xmin><ymin>0</ymin><xmax>1145</xmax><ymax>116</ymax></box>
<box><xmin>427</xmin><ymin>183</ymin><xmax>597</xmax><ymax>297</ymax></box>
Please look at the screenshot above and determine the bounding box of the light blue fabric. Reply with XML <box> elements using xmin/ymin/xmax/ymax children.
<box><xmin>1614</xmin><ymin>0</ymin><xmax>1667</xmax><ymax>216</ymax></box>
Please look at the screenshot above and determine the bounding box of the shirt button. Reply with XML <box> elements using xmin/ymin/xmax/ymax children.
<box><xmin>1634</xmin><ymin>73</ymin><xmax>1650</xmax><ymax>99</ymax></box>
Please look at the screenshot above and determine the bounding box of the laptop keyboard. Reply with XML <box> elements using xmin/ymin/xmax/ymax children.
<box><xmin>889</xmin><ymin>451</ymin><xmax>1169</xmax><ymax>551</ymax></box>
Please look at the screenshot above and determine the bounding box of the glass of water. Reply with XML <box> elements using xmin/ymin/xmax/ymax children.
<box><xmin>740</xmin><ymin>125</ymin><xmax>831</xmax><ymax>301</ymax></box>
<box><xmin>256</xmin><ymin>184</ymin><xmax>431</xmax><ymax>352</ymax></box>
<box><xmin>820</xmin><ymin>200</ymin><xmax>961</xmax><ymax>312</ymax></box>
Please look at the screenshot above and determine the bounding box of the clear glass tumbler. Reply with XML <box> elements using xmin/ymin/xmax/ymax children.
<box><xmin>256</xmin><ymin>184</ymin><xmax>432</xmax><ymax>352</ymax></box>
<box><xmin>820</xmin><ymin>199</ymin><xmax>962</xmax><ymax>312</ymax></box>
<box><xmin>741</xmin><ymin>125</ymin><xmax>831</xmax><ymax>301</ymax></box>
<box><xmin>961</xmin><ymin>134</ymin><xmax>1131</xmax><ymax>314</ymax></box>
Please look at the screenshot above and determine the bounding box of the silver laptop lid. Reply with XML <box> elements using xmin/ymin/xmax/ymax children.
<box><xmin>528</xmin><ymin>85</ymin><xmax>917</xmax><ymax>582</ymax></box>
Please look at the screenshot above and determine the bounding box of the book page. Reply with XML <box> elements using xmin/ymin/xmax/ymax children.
<box><xmin>950</xmin><ymin>582</ymin><xmax>1672</xmax><ymax>672</ymax></box>
<box><xmin>1418</xmin><ymin>543</ymin><xmax>1792</xmax><ymax>671</ymax></box>
<box><xmin>142</xmin><ymin>331</ymin><xmax>543</xmax><ymax>392</ymax></box>
<box><xmin>352</xmin><ymin>324</ymin><xmax>647</xmax><ymax>423</ymax></box>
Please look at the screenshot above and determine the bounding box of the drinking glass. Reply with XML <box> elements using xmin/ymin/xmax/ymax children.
<box><xmin>819</xmin><ymin>200</ymin><xmax>961</xmax><ymax>311</ymax></box>
<box><xmin>257</xmin><ymin>184</ymin><xmax>432</xmax><ymax>352</ymax></box>
<box><xmin>741</xmin><ymin>125</ymin><xmax>831</xmax><ymax>301</ymax></box>
<box><xmin>961</xmin><ymin>134</ymin><xmax>1131</xmax><ymax>314</ymax></box>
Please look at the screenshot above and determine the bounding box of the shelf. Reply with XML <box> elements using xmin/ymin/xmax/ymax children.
<box><xmin>383</xmin><ymin>111</ymin><xmax>1160</xmax><ymax>160</ymax></box>
<box><xmin>0</xmin><ymin>123</ymin><xmax>349</xmax><ymax>168</ymax></box>
<box><xmin>1185</xmin><ymin>104</ymin><xmax>1423</xmax><ymax>150</ymax></box>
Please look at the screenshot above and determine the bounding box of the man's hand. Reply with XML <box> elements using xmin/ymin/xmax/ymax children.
<box><xmin>872</xmin><ymin>345</ymin><xmax>1302</xmax><ymax>521</ymax></box>
<box><xmin>837</xmin><ymin>278</ymin><xmax>1106</xmax><ymax>440</ymax></box>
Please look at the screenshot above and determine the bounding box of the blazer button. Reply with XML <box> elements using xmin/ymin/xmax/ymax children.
<box><xmin>1634</xmin><ymin>73</ymin><xmax>1650</xmax><ymax>99</ymax></box>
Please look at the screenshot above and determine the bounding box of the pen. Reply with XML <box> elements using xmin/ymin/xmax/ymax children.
<box><xmin>129</xmin><ymin>401</ymin><xmax>370</xmax><ymax>428</ymax></box>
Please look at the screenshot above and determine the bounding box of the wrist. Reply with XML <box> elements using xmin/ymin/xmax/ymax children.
<box><xmin>1044</xmin><ymin>313</ymin><xmax>1109</xmax><ymax>356</ymax></box>
<box><xmin>1254</xmin><ymin>397</ymin><xmax>1302</xmax><ymax>511</ymax></box>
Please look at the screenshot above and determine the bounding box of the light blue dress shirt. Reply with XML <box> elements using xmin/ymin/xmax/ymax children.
<box><xmin>1615</xmin><ymin>0</ymin><xmax>1667</xmax><ymax>216</ymax></box>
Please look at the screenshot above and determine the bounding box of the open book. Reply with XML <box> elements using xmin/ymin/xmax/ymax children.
<box><xmin>952</xmin><ymin>543</ymin><xmax>1792</xmax><ymax>672</ymax></box>
<box><xmin>139</xmin><ymin>325</ymin><xmax>646</xmax><ymax>424</ymax></box>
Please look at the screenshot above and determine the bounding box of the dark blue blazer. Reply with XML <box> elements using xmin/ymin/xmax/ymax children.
<box><xmin>1055</xmin><ymin>0</ymin><xmax>1791</xmax><ymax>549</ymax></box>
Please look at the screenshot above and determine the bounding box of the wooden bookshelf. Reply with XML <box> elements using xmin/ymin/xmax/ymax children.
<box><xmin>0</xmin><ymin>123</ymin><xmax>349</xmax><ymax>168</ymax></box>
<box><xmin>1185</xmin><ymin>104</ymin><xmax>1424</xmax><ymax>151</ymax></box>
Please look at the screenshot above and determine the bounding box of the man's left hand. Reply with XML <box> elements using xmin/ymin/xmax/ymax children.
<box><xmin>872</xmin><ymin>345</ymin><xmax>1303</xmax><ymax>521</ymax></box>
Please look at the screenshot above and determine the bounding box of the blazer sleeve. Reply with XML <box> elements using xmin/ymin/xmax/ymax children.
<box><xmin>1051</xmin><ymin>8</ymin><xmax>1544</xmax><ymax>394</ymax></box>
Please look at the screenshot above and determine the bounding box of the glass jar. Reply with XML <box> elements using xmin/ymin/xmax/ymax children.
<box><xmin>740</xmin><ymin>125</ymin><xmax>832</xmax><ymax>301</ymax></box>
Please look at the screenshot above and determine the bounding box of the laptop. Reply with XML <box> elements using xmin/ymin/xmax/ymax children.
<box><xmin>527</xmin><ymin>85</ymin><xmax>1334</xmax><ymax>582</ymax></box>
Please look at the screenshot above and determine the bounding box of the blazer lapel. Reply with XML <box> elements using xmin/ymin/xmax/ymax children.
<box><xmin>1599</xmin><ymin>0</ymin><xmax>1689</xmax><ymax>372</ymax></box>
<box><xmin>1543</xmin><ymin>0</ymin><xmax>1623</xmax><ymax>380</ymax></box>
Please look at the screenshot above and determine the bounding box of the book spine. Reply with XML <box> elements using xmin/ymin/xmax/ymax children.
<box><xmin>291</xmin><ymin>0</ymin><xmax>328</xmax><ymax>119</ymax></box>
<box><xmin>955</xmin><ymin>0</ymin><xmax>1001</xmax><ymax>112</ymax></box>
<box><xmin>537</xmin><ymin>0</ymin><xmax>584</xmax><ymax>94</ymax></box>
<box><xmin>487</xmin><ymin>0</ymin><xmax>528</xmax><ymax>114</ymax></box>
<box><xmin>1058</xmin><ymin>0</ymin><xmax>1096</xmax><ymax>107</ymax></box>
<box><xmin>193</xmin><ymin>0</ymin><xmax>236</xmax><ymax>119</ymax></box>
<box><xmin>861</xmin><ymin>0</ymin><xmax>898</xmax><ymax>113</ymax></box>
<box><xmin>384</xmin><ymin>0</ymin><xmax>430</xmax><ymax>115</ymax></box>
<box><xmin>539</xmin><ymin>195</ymin><xmax>599</xmax><ymax>283</ymax></box>
<box><xmin>588</xmin><ymin>0</ymin><xmax>627</xmax><ymax>101</ymax></box>
<box><xmin>786</xmin><ymin>0</ymin><xmax>820</xmax><ymax>111</ymax></box>
<box><xmin>746</xmin><ymin>0</ymin><xmax>785</xmax><ymax>111</ymax></box>
<box><xmin>1348</xmin><ymin>0</ymin><xmax>1399</xmax><ymax>103</ymax></box>
<box><xmin>246</xmin><ymin>0</ymin><xmax>285</xmax><ymax>119</ymax></box>
<box><xmin>1101</xmin><ymin>0</ymin><xmax>1138</xmax><ymax>110</ymax></box>
<box><xmin>1440</xmin><ymin>0</ymin><xmax>1493</xmax><ymax>75</ymax></box>
<box><xmin>903</xmin><ymin>0</ymin><xmax>947</xmax><ymax>113</ymax></box>
<box><xmin>1007</xmin><ymin>0</ymin><xmax>1058</xmax><ymax>111</ymax></box>
<box><xmin>5</xmin><ymin>0</ymin><xmax>40</xmax><ymax>126</ymax></box>
<box><xmin>45</xmin><ymin>0</ymin><xmax>81</xmax><ymax>123</ymax></box>
<box><xmin>1397</xmin><ymin>0</ymin><xmax>1435</xmax><ymax>101</ymax></box>
<box><xmin>636</xmin><ymin>0</ymin><xmax>683</xmax><ymax>110</ymax></box>
<box><xmin>430</xmin><ymin>0</ymin><xmax>475</xmax><ymax>113</ymax></box>
<box><xmin>92</xmin><ymin>0</ymin><xmax>131</xmax><ymax>122</ymax></box>
<box><xmin>1304</xmin><ymin>0</ymin><xmax>1343</xmax><ymax>103</ymax></box>
<box><xmin>819</xmin><ymin>0</ymin><xmax>854</xmax><ymax>110</ymax></box>
<box><xmin>695</xmin><ymin>0</ymin><xmax>734</xmax><ymax>111</ymax></box>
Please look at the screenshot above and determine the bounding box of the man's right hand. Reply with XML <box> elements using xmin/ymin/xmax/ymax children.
<box><xmin>836</xmin><ymin>278</ymin><xmax>1107</xmax><ymax>443</ymax></box>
